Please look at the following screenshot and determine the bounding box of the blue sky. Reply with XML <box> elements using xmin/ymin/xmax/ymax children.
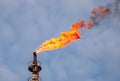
<box><xmin>0</xmin><ymin>0</ymin><xmax>120</xmax><ymax>81</ymax></box>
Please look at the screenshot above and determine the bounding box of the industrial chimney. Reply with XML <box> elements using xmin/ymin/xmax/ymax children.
<box><xmin>28</xmin><ymin>52</ymin><xmax>42</xmax><ymax>81</ymax></box>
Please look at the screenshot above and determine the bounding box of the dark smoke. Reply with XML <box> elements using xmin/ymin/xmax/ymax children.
<box><xmin>90</xmin><ymin>0</ymin><xmax>120</xmax><ymax>26</ymax></box>
<box><xmin>113</xmin><ymin>0</ymin><xmax>120</xmax><ymax>15</ymax></box>
<box><xmin>106</xmin><ymin>0</ymin><xmax>120</xmax><ymax>18</ymax></box>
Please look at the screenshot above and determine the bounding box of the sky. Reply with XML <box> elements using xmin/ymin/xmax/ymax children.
<box><xmin>0</xmin><ymin>0</ymin><xmax>120</xmax><ymax>81</ymax></box>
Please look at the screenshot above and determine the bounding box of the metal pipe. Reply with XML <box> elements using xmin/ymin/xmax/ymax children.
<box><xmin>33</xmin><ymin>52</ymin><xmax>37</xmax><ymax>65</ymax></box>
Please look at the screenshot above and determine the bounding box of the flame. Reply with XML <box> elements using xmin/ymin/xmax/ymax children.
<box><xmin>92</xmin><ymin>6</ymin><xmax>109</xmax><ymax>18</ymax></box>
<box><xmin>35</xmin><ymin>6</ymin><xmax>109</xmax><ymax>54</ymax></box>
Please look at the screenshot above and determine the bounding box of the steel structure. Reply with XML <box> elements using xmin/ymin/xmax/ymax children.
<box><xmin>28</xmin><ymin>52</ymin><xmax>42</xmax><ymax>81</ymax></box>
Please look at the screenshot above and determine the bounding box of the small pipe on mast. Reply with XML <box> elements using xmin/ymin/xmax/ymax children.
<box><xmin>33</xmin><ymin>52</ymin><xmax>37</xmax><ymax>65</ymax></box>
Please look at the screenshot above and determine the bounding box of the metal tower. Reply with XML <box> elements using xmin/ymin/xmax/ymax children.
<box><xmin>28</xmin><ymin>52</ymin><xmax>42</xmax><ymax>81</ymax></box>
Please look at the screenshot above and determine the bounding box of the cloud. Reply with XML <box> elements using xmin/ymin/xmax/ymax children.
<box><xmin>0</xmin><ymin>65</ymin><xmax>19</xmax><ymax>81</ymax></box>
<box><xmin>0</xmin><ymin>0</ymin><xmax>120</xmax><ymax>81</ymax></box>
<box><xmin>0</xmin><ymin>23</ymin><xmax>15</xmax><ymax>45</ymax></box>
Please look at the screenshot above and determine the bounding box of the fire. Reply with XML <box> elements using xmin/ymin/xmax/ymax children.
<box><xmin>35</xmin><ymin>6</ymin><xmax>109</xmax><ymax>54</ymax></box>
<box><xmin>92</xmin><ymin>6</ymin><xmax>109</xmax><ymax>18</ymax></box>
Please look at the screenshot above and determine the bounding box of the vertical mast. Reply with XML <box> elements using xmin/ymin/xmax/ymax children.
<box><xmin>28</xmin><ymin>52</ymin><xmax>42</xmax><ymax>81</ymax></box>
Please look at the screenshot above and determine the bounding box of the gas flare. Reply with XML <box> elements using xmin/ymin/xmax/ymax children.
<box><xmin>35</xmin><ymin>6</ymin><xmax>109</xmax><ymax>54</ymax></box>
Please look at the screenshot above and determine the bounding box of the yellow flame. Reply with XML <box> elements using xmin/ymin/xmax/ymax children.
<box><xmin>35</xmin><ymin>6</ymin><xmax>109</xmax><ymax>54</ymax></box>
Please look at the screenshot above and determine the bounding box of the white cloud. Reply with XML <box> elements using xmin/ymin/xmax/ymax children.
<box><xmin>0</xmin><ymin>0</ymin><xmax>120</xmax><ymax>81</ymax></box>
<box><xmin>0</xmin><ymin>23</ymin><xmax>15</xmax><ymax>44</ymax></box>
<box><xmin>0</xmin><ymin>65</ymin><xmax>19</xmax><ymax>81</ymax></box>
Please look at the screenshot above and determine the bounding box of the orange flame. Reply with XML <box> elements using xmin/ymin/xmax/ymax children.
<box><xmin>92</xmin><ymin>6</ymin><xmax>109</xmax><ymax>18</ymax></box>
<box><xmin>35</xmin><ymin>6</ymin><xmax>109</xmax><ymax>54</ymax></box>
